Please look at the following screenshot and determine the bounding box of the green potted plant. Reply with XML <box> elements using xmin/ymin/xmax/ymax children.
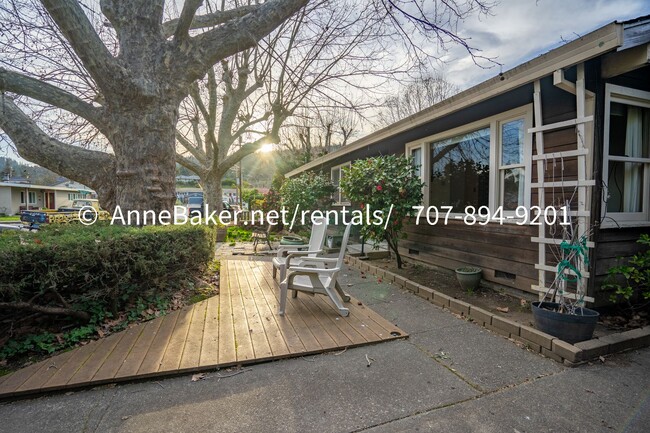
<box><xmin>455</xmin><ymin>266</ymin><xmax>482</xmax><ymax>293</ymax></box>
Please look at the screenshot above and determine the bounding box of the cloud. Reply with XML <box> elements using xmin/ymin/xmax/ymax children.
<box><xmin>443</xmin><ymin>0</ymin><xmax>649</xmax><ymax>89</ymax></box>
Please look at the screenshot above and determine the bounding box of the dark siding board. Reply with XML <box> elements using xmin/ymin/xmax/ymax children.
<box><xmin>607</xmin><ymin>65</ymin><xmax>650</xmax><ymax>92</ymax></box>
<box><xmin>403</xmin><ymin>224</ymin><xmax>537</xmax><ymax>251</ymax></box>
<box><xmin>540</xmin><ymin>74</ymin><xmax>577</xmax><ymax>124</ymax></box>
<box><xmin>594</xmin><ymin>227</ymin><xmax>650</xmax><ymax>277</ymax></box>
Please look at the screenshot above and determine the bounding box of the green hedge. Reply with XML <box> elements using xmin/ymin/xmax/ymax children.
<box><xmin>0</xmin><ymin>223</ymin><xmax>216</xmax><ymax>317</ymax></box>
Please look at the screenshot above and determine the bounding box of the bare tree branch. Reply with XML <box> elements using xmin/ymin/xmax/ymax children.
<box><xmin>173</xmin><ymin>0</ymin><xmax>204</xmax><ymax>42</ymax></box>
<box><xmin>178</xmin><ymin>0</ymin><xmax>308</xmax><ymax>85</ymax></box>
<box><xmin>40</xmin><ymin>0</ymin><xmax>118</xmax><ymax>93</ymax></box>
<box><xmin>161</xmin><ymin>4</ymin><xmax>259</xmax><ymax>39</ymax></box>
<box><xmin>0</xmin><ymin>96</ymin><xmax>115</xmax><ymax>199</ymax></box>
<box><xmin>0</xmin><ymin>67</ymin><xmax>104</xmax><ymax>129</ymax></box>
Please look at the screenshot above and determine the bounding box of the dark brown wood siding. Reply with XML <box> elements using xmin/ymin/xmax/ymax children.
<box><xmin>399</xmin><ymin>219</ymin><xmax>538</xmax><ymax>293</ymax></box>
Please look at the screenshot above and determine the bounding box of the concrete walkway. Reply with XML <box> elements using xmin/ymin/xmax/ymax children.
<box><xmin>1</xmin><ymin>261</ymin><xmax>648</xmax><ymax>433</ymax></box>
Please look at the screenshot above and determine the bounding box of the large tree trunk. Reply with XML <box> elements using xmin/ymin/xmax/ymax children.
<box><xmin>107</xmin><ymin>104</ymin><xmax>179</xmax><ymax>214</ymax></box>
<box><xmin>203</xmin><ymin>172</ymin><xmax>224</xmax><ymax>214</ymax></box>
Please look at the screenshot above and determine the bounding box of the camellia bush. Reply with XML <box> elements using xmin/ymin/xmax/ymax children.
<box><xmin>280</xmin><ymin>172</ymin><xmax>336</xmax><ymax>216</ymax></box>
<box><xmin>341</xmin><ymin>155</ymin><xmax>423</xmax><ymax>268</ymax></box>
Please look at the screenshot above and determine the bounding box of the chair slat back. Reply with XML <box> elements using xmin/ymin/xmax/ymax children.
<box><xmin>335</xmin><ymin>223</ymin><xmax>353</xmax><ymax>268</ymax></box>
<box><xmin>307</xmin><ymin>215</ymin><xmax>328</xmax><ymax>257</ymax></box>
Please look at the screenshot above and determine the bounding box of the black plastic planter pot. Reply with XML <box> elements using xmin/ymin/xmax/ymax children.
<box><xmin>532</xmin><ymin>301</ymin><xmax>599</xmax><ymax>344</ymax></box>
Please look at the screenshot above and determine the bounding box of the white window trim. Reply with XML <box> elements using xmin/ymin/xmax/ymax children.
<box><xmin>405</xmin><ymin>142</ymin><xmax>429</xmax><ymax>204</ymax></box>
<box><xmin>405</xmin><ymin>104</ymin><xmax>533</xmax><ymax>220</ymax></box>
<box><xmin>331</xmin><ymin>162</ymin><xmax>351</xmax><ymax>205</ymax></box>
<box><xmin>28</xmin><ymin>191</ymin><xmax>37</xmax><ymax>204</ymax></box>
<box><xmin>601</xmin><ymin>84</ymin><xmax>650</xmax><ymax>226</ymax></box>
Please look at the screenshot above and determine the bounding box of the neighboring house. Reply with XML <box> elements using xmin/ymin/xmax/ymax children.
<box><xmin>51</xmin><ymin>179</ymin><xmax>98</xmax><ymax>200</ymax></box>
<box><xmin>0</xmin><ymin>181</ymin><xmax>90</xmax><ymax>215</ymax></box>
<box><xmin>287</xmin><ymin>16</ymin><xmax>650</xmax><ymax>305</ymax></box>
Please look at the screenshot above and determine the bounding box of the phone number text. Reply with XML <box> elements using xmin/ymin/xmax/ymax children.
<box><xmin>412</xmin><ymin>205</ymin><xmax>570</xmax><ymax>226</ymax></box>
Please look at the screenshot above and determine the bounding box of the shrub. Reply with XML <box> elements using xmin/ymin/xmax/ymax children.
<box><xmin>226</xmin><ymin>225</ymin><xmax>253</xmax><ymax>242</ymax></box>
<box><xmin>0</xmin><ymin>223</ymin><xmax>216</xmax><ymax>322</ymax></box>
<box><xmin>340</xmin><ymin>155</ymin><xmax>423</xmax><ymax>268</ymax></box>
<box><xmin>604</xmin><ymin>233</ymin><xmax>650</xmax><ymax>311</ymax></box>
<box><xmin>280</xmin><ymin>172</ymin><xmax>336</xmax><ymax>216</ymax></box>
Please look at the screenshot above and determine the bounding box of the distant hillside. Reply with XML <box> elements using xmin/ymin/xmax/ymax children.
<box><xmin>1</xmin><ymin>157</ymin><xmax>60</xmax><ymax>185</ymax></box>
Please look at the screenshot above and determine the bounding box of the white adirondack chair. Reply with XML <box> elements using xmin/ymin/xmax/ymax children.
<box><xmin>278</xmin><ymin>223</ymin><xmax>352</xmax><ymax>317</ymax></box>
<box><xmin>272</xmin><ymin>215</ymin><xmax>328</xmax><ymax>282</ymax></box>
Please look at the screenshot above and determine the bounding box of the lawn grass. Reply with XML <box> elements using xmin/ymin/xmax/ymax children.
<box><xmin>0</xmin><ymin>215</ymin><xmax>20</xmax><ymax>222</ymax></box>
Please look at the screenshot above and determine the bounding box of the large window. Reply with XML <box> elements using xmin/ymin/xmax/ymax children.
<box><xmin>28</xmin><ymin>192</ymin><xmax>37</xmax><ymax>204</ymax></box>
<box><xmin>430</xmin><ymin>127</ymin><xmax>490</xmax><ymax>212</ymax></box>
<box><xmin>406</xmin><ymin>105</ymin><xmax>532</xmax><ymax>216</ymax></box>
<box><xmin>603</xmin><ymin>85</ymin><xmax>650</xmax><ymax>224</ymax></box>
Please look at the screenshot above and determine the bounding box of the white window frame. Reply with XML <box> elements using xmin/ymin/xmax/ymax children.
<box><xmin>496</xmin><ymin>114</ymin><xmax>532</xmax><ymax>213</ymax></box>
<box><xmin>28</xmin><ymin>191</ymin><xmax>37</xmax><ymax>204</ymax></box>
<box><xmin>331</xmin><ymin>162</ymin><xmax>351</xmax><ymax>205</ymax></box>
<box><xmin>602</xmin><ymin>84</ymin><xmax>650</xmax><ymax>226</ymax></box>
<box><xmin>405</xmin><ymin>105</ymin><xmax>533</xmax><ymax>220</ymax></box>
<box><xmin>405</xmin><ymin>142</ymin><xmax>428</xmax><ymax>204</ymax></box>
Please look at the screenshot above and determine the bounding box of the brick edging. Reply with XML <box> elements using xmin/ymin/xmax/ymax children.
<box><xmin>345</xmin><ymin>255</ymin><xmax>650</xmax><ymax>366</ymax></box>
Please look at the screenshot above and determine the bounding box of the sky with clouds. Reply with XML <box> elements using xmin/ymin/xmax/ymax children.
<box><xmin>441</xmin><ymin>0</ymin><xmax>648</xmax><ymax>89</ymax></box>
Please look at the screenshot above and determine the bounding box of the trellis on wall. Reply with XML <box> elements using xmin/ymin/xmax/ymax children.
<box><xmin>528</xmin><ymin>63</ymin><xmax>596</xmax><ymax>306</ymax></box>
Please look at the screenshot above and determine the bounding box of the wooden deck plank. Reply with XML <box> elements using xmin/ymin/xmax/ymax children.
<box><xmin>67</xmin><ymin>332</ymin><xmax>126</xmax><ymax>386</ymax></box>
<box><xmin>0</xmin><ymin>362</ymin><xmax>45</xmax><ymax>396</ymax></box>
<box><xmin>41</xmin><ymin>341</ymin><xmax>99</xmax><ymax>390</ymax></box>
<box><xmin>346</xmin><ymin>300</ymin><xmax>405</xmax><ymax>339</ymax></box>
<box><xmin>294</xmin><ymin>294</ymin><xmax>354</xmax><ymax>347</ymax></box>
<box><xmin>199</xmin><ymin>295</ymin><xmax>220</xmax><ymax>366</ymax></box>
<box><xmin>114</xmin><ymin>318</ymin><xmax>163</xmax><ymax>379</ymax></box>
<box><xmin>235</xmin><ymin>260</ymin><xmax>274</xmax><ymax>359</ymax></box>
<box><xmin>0</xmin><ymin>259</ymin><xmax>406</xmax><ymax>399</ymax></box>
<box><xmin>17</xmin><ymin>350</ymin><xmax>75</xmax><ymax>392</ymax></box>
<box><xmin>179</xmin><ymin>300</ymin><xmax>208</xmax><ymax>370</ymax></box>
<box><xmin>0</xmin><ymin>373</ymin><xmax>10</xmax><ymax>388</ymax></box>
<box><xmin>309</xmin><ymin>295</ymin><xmax>369</xmax><ymax>345</ymax></box>
<box><xmin>243</xmin><ymin>262</ymin><xmax>293</xmax><ymax>357</ymax></box>
<box><xmin>256</xmin><ymin>261</ymin><xmax>324</xmax><ymax>353</ymax></box>
<box><xmin>137</xmin><ymin>310</ymin><xmax>181</xmax><ymax>376</ymax></box>
<box><xmin>158</xmin><ymin>307</ymin><xmax>194</xmax><ymax>372</ymax></box>
<box><xmin>92</xmin><ymin>325</ymin><xmax>145</xmax><ymax>382</ymax></box>
<box><xmin>218</xmin><ymin>263</ymin><xmax>237</xmax><ymax>365</ymax></box>
<box><xmin>228</xmin><ymin>261</ymin><xmax>256</xmax><ymax>362</ymax></box>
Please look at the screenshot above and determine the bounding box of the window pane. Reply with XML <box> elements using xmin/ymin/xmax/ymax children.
<box><xmin>430</xmin><ymin>127</ymin><xmax>490</xmax><ymax>212</ymax></box>
<box><xmin>609</xmin><ymin>102</ymin><xmax>650</xmax><ymax>158</ymax></box>
<box><xmin>607</xmin><ymin>161</ymin><xmax>644</xmax><ymax>213</ymax></box>
<box><xmin>501</xmin><ymin>119</ymin><xmax>525</xmax><ymax>166</ymax></box>
<box><xmin>411</xmin><ymin>147</ymin><xmax>422</xmax><ymax>178</ymax></box>
<box><xmin>502</xmin><ymin>168</ymin><xmax>525</xmax><ymax>210</ymax></box>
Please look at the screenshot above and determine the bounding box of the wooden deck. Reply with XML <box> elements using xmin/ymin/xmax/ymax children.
<box><xmin>0</xmin><ymin>260</ymin><xmax>406</xmax><ymax>399</ymax></box>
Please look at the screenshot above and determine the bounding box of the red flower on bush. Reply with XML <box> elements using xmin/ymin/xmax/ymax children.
<box><xmin>376</xmin><ymin>185</ymin><xmax>382</xmax><ymax>191</ymax></box>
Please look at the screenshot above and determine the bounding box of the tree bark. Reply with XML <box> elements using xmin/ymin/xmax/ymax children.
<box><xmin>104</xmin><ymin>103</ymin><xmax>179</xmax><ymax>214</ymax></box>
<box><xmin>203</xmin><ymin>173</ymin><xmax>224</xmax><ymax>214</ymax></box>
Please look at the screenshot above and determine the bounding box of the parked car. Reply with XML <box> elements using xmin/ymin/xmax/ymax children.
<box><xmin>186</xmin><ymin>196</ymin><xmax>204</xmax><ymax>217</ymax></box>
<box><xmin>186</xmin><ymin>197</ymin><xmax>234</xmax><ymax>217</ymax></box>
